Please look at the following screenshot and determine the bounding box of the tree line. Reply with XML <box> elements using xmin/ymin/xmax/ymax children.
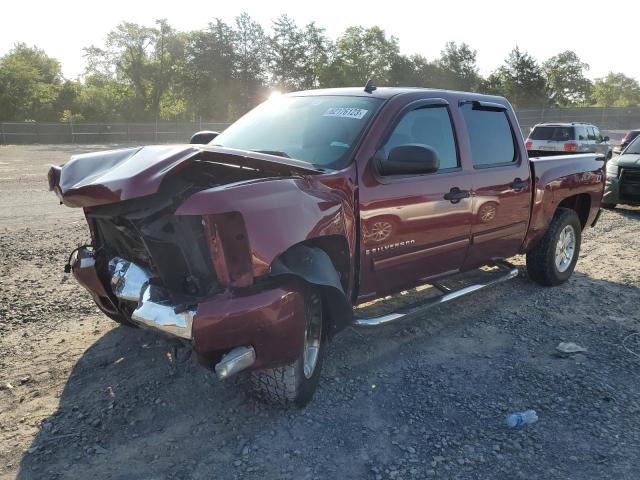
<box><xmin>1</xmin><ymin>13</ymin><xmax>640</xmax><ymax>123</ymax></box>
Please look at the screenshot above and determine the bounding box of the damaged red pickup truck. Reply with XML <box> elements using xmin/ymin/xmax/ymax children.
<box><xmin>49</xmin><ymin>87</ymin><xmax>605</xmax><ymax>406</ymax></box>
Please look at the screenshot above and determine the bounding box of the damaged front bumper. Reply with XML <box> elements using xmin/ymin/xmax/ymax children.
<box><xmin>109</xmin><ymin>257</ymin><xmax>194</xmax><ymax>339</ymax></box>
<box><xmin>71</xmin><ymin>249</ymin><xmax>305</xmax><ymax>375</ymax></box>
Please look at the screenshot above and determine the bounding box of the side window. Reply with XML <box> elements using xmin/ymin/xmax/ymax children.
<box><xmin>593</xmin><ymin>127</ymin><xmax>602</xmax><ymax>142</ymax></box>
<box><xmin>577</xmin><ymin>126</ymin><xmax>587</xmax><ymax>141</ymax></box>
<box><xmin>461</xmin><ymin>104</ymin><xmax>517</xmax><ymax>167</ymax></box>
<box><xmin>587</xmin><ymin>127</ymin><xmax>597</xmax><ymax>141</ymax></box>
<box><xmin>383</xmin><ymin>105</ymin><xmax>459</xmax><ymax>172</ymax></box>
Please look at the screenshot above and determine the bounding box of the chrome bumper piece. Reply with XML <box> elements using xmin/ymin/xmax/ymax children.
<box><xmin>109</xmin><ymin>257</ymin><xmax>194</xmax><ymax>339</ymax></box>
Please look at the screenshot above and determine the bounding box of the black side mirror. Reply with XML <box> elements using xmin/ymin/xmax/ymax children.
<box><xmin>190</xmin><ymin>131</ymin><xmax>220</xmax><ymax>144</ymax></box>
<box><xmin>377</xmin><ymin>144</ymin><xmax>440</xmax><ymax>176</ymax></box>
<box><xmin>603</xmin><ymin>136</ymin><xmax>610</xmax><ymax>142</ymax></box>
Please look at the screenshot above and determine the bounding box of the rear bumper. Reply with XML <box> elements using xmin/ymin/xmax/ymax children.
<box><xmin>72</xmin><ymin>251</ymin><xmax>306</xmax><ymax>371</ymax></box>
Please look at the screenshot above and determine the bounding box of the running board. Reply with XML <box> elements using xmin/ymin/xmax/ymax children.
<box><xmin>354</xmin><ymin>261</ymin><xmax>519</xmax><ymax>327</ymax></box>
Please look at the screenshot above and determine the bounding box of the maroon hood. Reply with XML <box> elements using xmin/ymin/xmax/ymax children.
<box><xmin>48</xmin><ymin>144</ymin><xmax>321</xmax><ymax>208</ymax></box>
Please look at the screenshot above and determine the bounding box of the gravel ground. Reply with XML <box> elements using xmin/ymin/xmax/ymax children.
<box><xmin>1</xmin><ymin>144</ymin><xmax>640</xmax><ymax>480</ymax></box>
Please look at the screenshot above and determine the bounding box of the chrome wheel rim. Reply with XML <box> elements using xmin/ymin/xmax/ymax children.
<box><xmin>303</xmin><ymin>294</ymin><xmax>323</xmax><ymax>379</ymax></box>
<box><xmin>370</xmin><ymin>221</ymin><xmax>392</xmax><ymax>242</ymax></box>
<box><xmin>555</xmin><ymin>225</ymin><xmax>576</xmax><ymax>273</ymax></box>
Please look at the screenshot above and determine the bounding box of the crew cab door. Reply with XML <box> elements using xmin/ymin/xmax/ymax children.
<box><xmin>358</xmin><ymin>99</ymin><xmax>474</xmax><ymax>299</ymax></box>
<box><xmin>458</xmin><ymin>101</ymin><xmax>532</xmax><ymax>270</ymax></box>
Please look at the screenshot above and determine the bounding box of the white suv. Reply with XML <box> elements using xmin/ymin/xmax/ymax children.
<box><xmin>525</xmin><ymin>122</ymin><xmax>612</xmax><ymax>159</ymax></box>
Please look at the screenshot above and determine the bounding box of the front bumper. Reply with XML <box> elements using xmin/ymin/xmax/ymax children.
<box><xmin>605</xmin><ymin>172</ymin><xmax>640</xmax><ymax>206</ymax></box>
<box><xmin>71</xmin><ymin>251</ymin><xmax>306</xmax><ymax>371</ymax></box>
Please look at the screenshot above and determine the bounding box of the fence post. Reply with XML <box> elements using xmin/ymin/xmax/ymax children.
<box><xmin>0</xmin><ymin>123</ymin><xmax>5</xmax><ymax>145</ymax></box>
<box><xmin>70</xmin><ymin>118</ymin><xmax>74</xmax><ymax>144</ymax></box>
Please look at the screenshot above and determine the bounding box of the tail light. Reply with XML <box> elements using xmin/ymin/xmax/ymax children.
<box><xmin>525</xmin><ymin>140</ymin><xmax>533</xmax><ymax>150</ymax></box>
<box><xmin>564</xmin><ymin>143</ymin><xmax>578</xmax><ymax>152</ymax></box>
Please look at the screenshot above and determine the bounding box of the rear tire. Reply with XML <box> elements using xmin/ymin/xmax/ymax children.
<box><xmin>526</xmin><ymin>208</ymin><xmax>582</xmax><ymax>286</ymax></box>
<box><xmin>601</xmin><ymin>203</ymin><xmax>616</xmax><ymax>210</ymax></box>
<box><xmin>249</xmin><ymin>289</ymin><xmax>325</xmax><ymax>407</ymax></box>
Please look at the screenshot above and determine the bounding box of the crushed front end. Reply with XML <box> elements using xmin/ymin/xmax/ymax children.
<box><xmin>51</xmin><ymin>145</ymin><xmax>316</xmax><ymax>378</ymax></box>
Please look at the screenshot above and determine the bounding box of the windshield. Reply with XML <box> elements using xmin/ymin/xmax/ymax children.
<box><xmin>211</xmin><ymin>95</ymin><xmax>383</xmax><ymax>169</ymax></box>
<box><xmin>530</xmin><ymin>126</ymin><xmax>574</xmax><ymax>141</ymax></box>
<box><xmin>626</xmin><ymin>135</ymin><xmax>640</xmax><ymax>154</ymax></box>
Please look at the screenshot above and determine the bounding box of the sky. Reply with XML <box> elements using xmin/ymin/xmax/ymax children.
<box><xmin>1</xmin><ymin>0</ymin><xmax>638</xmax><ymax>82</ymax></box>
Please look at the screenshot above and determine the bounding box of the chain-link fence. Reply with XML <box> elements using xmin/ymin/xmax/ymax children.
<box><xmin>0</xmin><ymin>121</ymin><xmax>231</xmax><ymax>145</ymax></box>
<box><xmin>2</xmin><ymin>107</ymin><xmax>640</xmax><ymax>145</ymax></box>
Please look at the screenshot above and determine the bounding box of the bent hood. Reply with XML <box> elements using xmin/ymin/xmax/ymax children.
<box><xmin>48</xmin><ymin>144</ymin><xmax>321</xmax><ymax>208</ymax></box>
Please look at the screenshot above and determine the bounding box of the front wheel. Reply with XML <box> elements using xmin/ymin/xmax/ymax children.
<box><xmin>249</xmin><ymin>289</ymin><xmax>325</xmax><ymax>406</ymax></box>
<box><xmin>526</xmin><ymin>208</ymin><xmax>582</xmax><ymax>286</ymax></box>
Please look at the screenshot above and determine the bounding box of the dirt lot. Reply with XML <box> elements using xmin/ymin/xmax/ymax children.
<box><xmin>1</xmin><ymin>144</ymin><xmax>640</xmax><ymax>480</ymax></box>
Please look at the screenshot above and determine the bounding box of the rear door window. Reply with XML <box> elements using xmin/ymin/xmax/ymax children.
<box><xmin>461</xmin><ymin>104</ymin><xmax>517</xmax><ymax>167</ymax></box>
<box><xmin>530</xmin><ymin>126</ymin><xmax>574</xmax><ymax>141</ymax></box>
<box><xmin>576</xmin><ymin>126</ymin><xmax>588</xmax><ymax>141</ymax></box>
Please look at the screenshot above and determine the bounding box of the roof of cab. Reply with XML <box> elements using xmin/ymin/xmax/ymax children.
<box><xmin>285</xmin><ymin>86</ymin><xmax>509</xmax><ymax>104</ymax></box>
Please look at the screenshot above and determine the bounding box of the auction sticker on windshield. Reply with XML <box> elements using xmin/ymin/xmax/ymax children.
<box><xmin>323</xmin><ymin>107</ymin><xmax>369</xmax><ymax>119</ymax></box>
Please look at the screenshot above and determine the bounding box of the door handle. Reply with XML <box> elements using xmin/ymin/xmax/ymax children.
<box><xmin>510</xmin><ymin>178</ymin><xmax>528</xmax><ymax>191</ymax></box>
<box><xmin>444</xmin><ymin>187</ymin><xmax>470</xmax><ymax>203</ymax></box>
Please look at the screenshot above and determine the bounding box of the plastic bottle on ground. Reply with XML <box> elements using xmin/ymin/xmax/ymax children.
<box><xmin>505</xmin><ymin>410</ymin><xmax>538</xmax><ymax>428</ymax></box>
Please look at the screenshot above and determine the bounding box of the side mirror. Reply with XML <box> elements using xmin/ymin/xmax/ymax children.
<box><xmin>190</xmin><ymin>131</ymin><xmax>220</xmax><ymax>144</ymax></box>
<box><xmin>603</xmin><ymin>136</ymin><xmax>610</xmax><ymax>142</ymax></box>
<box><xmin>377</xmin><ymin>144</ymin><xmax>440</xmax><ymax>176</ymax></box>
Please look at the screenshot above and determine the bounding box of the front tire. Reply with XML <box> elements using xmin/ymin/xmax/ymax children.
<box><xmin>249</xmin><ymin>289</ymin><xmax>325</xmax><ymax>406</ymax></box>
<box><xmin>526</xmin><ymin>208</ymin><xmax>582</xmax><ymax>286</ymax></box>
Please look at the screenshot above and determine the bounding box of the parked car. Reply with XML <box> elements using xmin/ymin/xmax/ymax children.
<box><xmin>48</xmin><ymin>87</ymin><xmax>605</xmax><ymax>406</ymax></box>
<box><xmin>525</xmin><ymin>122</ymin><xmax>612</xmax><ymax>159</ymax></box>
<box><xmin>613</xmin><ymin>129</ymin><xmax>640</xmax><ymax>155</ymax></box>
<box><xmin>603</xmin><ymin>135</ymin><xmax>640</xmax><ymax>208</ymax></box>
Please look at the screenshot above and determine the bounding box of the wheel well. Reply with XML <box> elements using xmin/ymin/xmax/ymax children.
<box><xmin>271</xmin><ymin>236</ymin><xmax>352</xmax><ymax>337</ymax></box>
<box><xmin>297</xmin><ymin>235</ymin><xmax>351</xmax><ymax>292</ymax></box>
<box><xmin>557</xmin><ymin>193</ymin><xmax>591</xmax><ymax>229</ymax></box>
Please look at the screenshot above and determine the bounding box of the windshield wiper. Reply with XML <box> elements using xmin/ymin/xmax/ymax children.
<box><xmin>250</xmin><ymin>150</ymin><xmax>291</xmax><ymax>158</ymax></box>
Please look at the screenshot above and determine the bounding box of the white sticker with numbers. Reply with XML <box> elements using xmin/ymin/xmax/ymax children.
<box><xmin>323</xmin><ymin>107</ymin><xmax>369</xmax><ymax>119</ymax></box>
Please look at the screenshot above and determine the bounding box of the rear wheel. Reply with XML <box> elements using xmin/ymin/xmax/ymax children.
<box><xmin>526</xmin><ymin>208</ymin><xmax>582</xmax><ymax>286</ymax></box>
<box><xmin>601</xmin><ymin>202</ymin><xmax>616</xmax><ymax>210</ymax></box>
<box><xmin>250</xmin><ymin>289</ymin><xmax>325</xmax><ymax>406</ymax></box>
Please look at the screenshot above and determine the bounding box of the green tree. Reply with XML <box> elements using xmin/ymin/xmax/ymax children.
<box><xmin>0</xmin><ymin>43</ymin><xmax>63</xmax><ymax>121</ymax></box>
<box><xmin>180</xmin><ymin>19</ymin><xmax>236</xmax><ymax>120</ymax></box>
<box><xmin>233</xmin><ymin>12</ymin><xmax>267</xmax><ymax>114</ymax></box>
<box><xmin>388</xmin><ymin>54</ymin><xmax>441</xmax><ymax>88</ymax></box>
<box><xmin>322</xmin><ymin>26</ymin><xmax>400</xmax><ymax>87</ymax></box>
<box><xmin>84</xmin><ymin>20</ymin><xmax>185</xmax><ymax>121</ymax></box>
<box><xmin>300</xmin><ymin>22</ymin><xmax>331</xmax><ymax>89</ymax></box>
<box><xmin>436</xmin><ymin>42</ymin><xmax>482</xmax><ymax>91</ymax></box>
<box><xmin>543</xmin><ymin>51</ymin><xmax>592</xmax><ymax>106</ymax></box>
<box><xmin>487</xmin><ymin>47</ymin><xmax>547</xmax><ymax>108</ymax></box>
<box><xmin>591</xmin><ymin>72</ymin><xmax>640</xmax><ymax>107</ymax></box>
<box><xmin>268</xmin><ymin>15</ymin><xmax>308</xmax><ymax>91</ymax></box>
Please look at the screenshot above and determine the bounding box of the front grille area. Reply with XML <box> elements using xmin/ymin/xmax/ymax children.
<box><xmin>91</xmin><ymin>212</ymin><xmax>219</xmax><ymax>303</ymax></box>
<box><xmin>620</xmin><ymin>168</ymin><xmax>640</xmax><ymax>202</ymax></box>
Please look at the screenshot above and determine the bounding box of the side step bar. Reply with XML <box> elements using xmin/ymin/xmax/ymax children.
<box><xmin>354</xmin><ymin>261</ymin><xmax>519</xmax><ymax>327</ymax></box>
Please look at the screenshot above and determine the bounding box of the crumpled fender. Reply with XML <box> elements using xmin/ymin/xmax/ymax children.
<box><xmin>175</xmin><ymin>176</ymin><xmax>355</xmax><ymax>282</ymax></box>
